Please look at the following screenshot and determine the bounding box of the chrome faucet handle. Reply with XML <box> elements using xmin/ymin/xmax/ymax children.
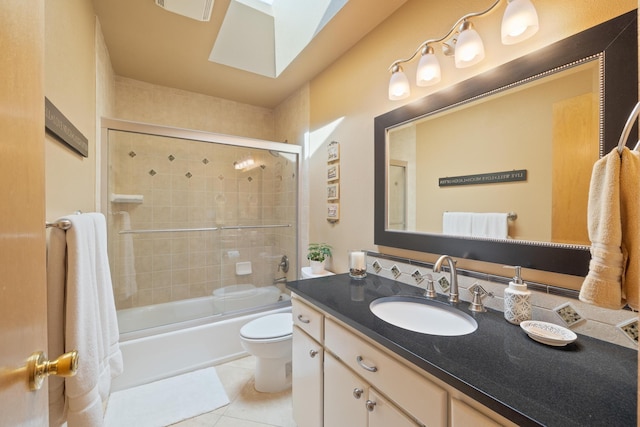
<box><xmin>424</xmin><ymin>275</ymin><xmax>437</xmax><ymax>298</ymax></box>
<box><xmin>468</xmin><ymin>283</ymin><xmax>491</xmax><ymax>312</ymax></box>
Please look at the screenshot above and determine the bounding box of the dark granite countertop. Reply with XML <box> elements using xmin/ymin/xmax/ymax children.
<box><xmin>287</xmin><ymin>273</ymin><xmax>637</xmax><ymax>427</ymax></box>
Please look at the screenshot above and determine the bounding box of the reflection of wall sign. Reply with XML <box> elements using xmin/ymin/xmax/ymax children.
<box><xmin>439</xmin><ymin>169</ymin><xmax>527</xmax><ymax>187</ymax></box>
<box><xmin>45</xmin><ymin>97</ymin><xmax>88</xmax><ymax>157</ymax></box>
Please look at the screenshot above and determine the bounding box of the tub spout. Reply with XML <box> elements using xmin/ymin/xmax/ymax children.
<box><xmin>273</xmin><ymin>276</ymin><xmax>287</xmax><ymax>285</ymax></box>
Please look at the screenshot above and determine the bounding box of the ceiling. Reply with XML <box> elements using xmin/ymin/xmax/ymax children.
<box><xmin>93</xmin><ymin>0</ymin><xmax>407</xmax><ymax>108</ymax></box>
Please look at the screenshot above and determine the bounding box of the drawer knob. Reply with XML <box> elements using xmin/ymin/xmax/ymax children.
<box><xmin>366</xmin><ymin>400</ymin><xmax>376</xmax><ymax>412</ymax></box>
<box><xmin>356</xmin><ymin>356</ymin><xmax>378</xmax><ymax>372</ymax></box>
<box><xmin>297</xmin><ymin>314</ymin><xmax>310</xmax><ymax>324</ymax></box>
<box><xmin>309</xmin><ymin>349</ymin><xmax>319</xmax><ymax>358</ymax></box>
<box><xmin>353</xmin><ymin>388</ymin><xmax>363</xmax><ymax>399</ymax></box>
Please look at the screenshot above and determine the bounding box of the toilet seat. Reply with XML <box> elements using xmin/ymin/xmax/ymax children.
<box><xmin>240</xmin><ymin>313</ymin><xmax>292</xmax><ymax>340</ymax></box>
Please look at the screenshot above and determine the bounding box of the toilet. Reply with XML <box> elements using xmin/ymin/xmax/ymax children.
<box><xmin>240</xmin><ymin>312</ymin><xmax>293</xmax><ymax>392</ymax></box>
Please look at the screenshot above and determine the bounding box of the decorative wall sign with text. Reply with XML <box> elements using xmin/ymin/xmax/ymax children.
<box><xmin>439</xmin><ymin>169</ymin><xmax>527</xmax><ymax>187</ymax></box>
<box><xmin>45</xmin><ymin>97</ymin><xmax>88</xmax><ymax>157</ymax></box>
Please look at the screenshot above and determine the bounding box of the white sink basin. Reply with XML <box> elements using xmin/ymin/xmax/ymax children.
<box><xmin>370</xmin><ymin>296</ymin><xmax>478</xmax><ymax>336</ymax></box>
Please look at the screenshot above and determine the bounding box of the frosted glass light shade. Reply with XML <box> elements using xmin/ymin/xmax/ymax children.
<box><xmin>455</xmin><ymin>21</ymin><xmax>484</xmax><ymax>68</ymax></box>
<box><xmin>388</xmin><ymin>66</ymin><xmax>410</xmax><ymax>100</ymax></box>
<box><xmin>416</xmin><ymin>47</ymin><xmax>441</xmax><ymax>86</ymax></box>
<box><xmin>501</xmin><ymin>0</ymin><xmax>539</xmax><ymax>44</ymax></box>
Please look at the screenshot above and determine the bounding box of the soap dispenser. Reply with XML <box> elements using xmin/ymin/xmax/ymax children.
<box><xmin>503</xmin><ymin>266</ymin><xmax>531</xmax><ymax>325</ymax></box>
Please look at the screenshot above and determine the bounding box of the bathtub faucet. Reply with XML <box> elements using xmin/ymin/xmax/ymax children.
<box><xmin>273</xmin><ymin>276</ymin><xmax>287</xmax><ymax>285</ymax></box>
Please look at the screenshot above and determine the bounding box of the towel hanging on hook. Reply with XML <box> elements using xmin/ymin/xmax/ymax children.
<box><xmin>617</xmin><ymin>101</ymin><xmax>640</xmax><ymax>154</ymax></box>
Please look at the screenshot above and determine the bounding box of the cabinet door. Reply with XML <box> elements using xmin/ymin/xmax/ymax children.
<box><xmin>324</xmin><ymin>353</ymin><xmax>367</xmax><ymax>427</ymax></box>
<box><xmin>450</xmin><ymin>398</ymin><xmax>503</xmax><ymax>427</ymax></box>
<box><xmin>293</xmin><ymin>327</ymin><xmax>324</xmax><ymax>427</ymax></box>
<box><xmin>367</xmin><ymin>389</ymin><xmax>420</xmax><ymax>427</ymax></box>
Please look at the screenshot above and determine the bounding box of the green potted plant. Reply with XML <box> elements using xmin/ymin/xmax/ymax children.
<box><xmin>307</xmin><ymin>243</ymin><xmax>332</xmax><ymax>273</ymax></box>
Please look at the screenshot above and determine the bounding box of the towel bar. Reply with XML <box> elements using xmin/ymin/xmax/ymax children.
<box><xmin>46</xmin><ymin>219</ymin><xmax>72</xmax><ymax>230</ymax></box>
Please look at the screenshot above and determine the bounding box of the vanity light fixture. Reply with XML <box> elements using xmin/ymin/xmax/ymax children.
<box><xmin>454</xmin><ymin>20</ymin><xmax>485</xmax><ymax>68</ymax></box>
<box><xmin>416</xmin><ymin>46</ymin><xmax>441</xmax><ymax>87</ymax></box>
<box><xmin>387</xmin><ymin>0</ymin><xmax>539</xmax><ymax>100</ymax></box>
<box><xmin>388</xmin><ymin>64</ymin><xmax>411</xmax><ymax>100</ymax></box>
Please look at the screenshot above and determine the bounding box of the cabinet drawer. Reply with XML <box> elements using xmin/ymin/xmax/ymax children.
<box><xmin>325</xmin><ymin>318</ymin><xmax>447</xmax><ymax>427</ymax></box>
<box><xmin>292</xmin><ymin>297</ymin><xmax>323</xmax><ymax>342</ymax></box>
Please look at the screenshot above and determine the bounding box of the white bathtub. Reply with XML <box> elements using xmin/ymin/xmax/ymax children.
<box><xmin>112</xmin><ymin>286</ymin><xmax>291</xmax><ymax>391</ymax></box>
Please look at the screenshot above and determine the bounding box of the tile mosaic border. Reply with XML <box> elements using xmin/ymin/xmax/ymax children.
<box><xmin>365</xmin><ymin>251</ymin><xmax>638</xmax><ymax>349</ymax></box>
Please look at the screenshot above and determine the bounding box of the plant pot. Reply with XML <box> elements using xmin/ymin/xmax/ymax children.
<box><xmin>310</xmin><ymin>260</ymin><xmax>325</xmax><ymax>274</ymax></box>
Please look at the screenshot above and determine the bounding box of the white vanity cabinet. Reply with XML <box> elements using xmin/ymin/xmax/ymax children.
<box><xmin>292</xmin><ymin>298</ymin><xmax>324</xmax><ymax>427</ymax></box>
<box><xmin>324</xmin><ymin>318</ymin><xmax>447</xmax><ymax>427</ymax></box>
<box><xmin>324</xmin><ymin>352</ymin><xmax>419</xmax><ymax>427</ymax></box>
<box><xmin>291</xmin><ymin>294</ymin><xmax>515</xmax><ymax>427</ymax></box>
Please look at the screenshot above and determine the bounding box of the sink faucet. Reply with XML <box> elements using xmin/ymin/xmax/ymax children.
<box><xmin>433</xmin><ymin>255</ymin><xmax>459</xmax><ymax>303</ymax></box>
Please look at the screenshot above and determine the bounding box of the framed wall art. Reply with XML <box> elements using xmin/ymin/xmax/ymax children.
<box><xmin>327</xmin><ymin>203</ymin><xmax>340</xmax><ymax>221</ymax></box>
<box><xmin>327</xmin><ymin>183</ymin><xmax>339</xmax><ymax>200</ymax></box>
<box><xmin>328</xmin><ymin>140</ymin><xmax>340</xmax><ymax>162</ymax></box>
<box><xmin>327</xmin><ymin>164</ymin><xmax>339</xmax><ymax>182</ymax></box>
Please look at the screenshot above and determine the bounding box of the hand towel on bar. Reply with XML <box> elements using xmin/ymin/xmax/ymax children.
<box><xmin>579</xmin><ymin>148</ymin><xmax>625</xmax><ymax>309</ymax></box>
<box><xmin>47</xmin><ymin>223</ymin><xmax>69</xmax><ymax>426</ymax></box>
<box><xmin>442</xmin><ymin>212</ymin><xmax>473</xmax><ymax>236</ymax></box>
<box><xmin>620</xmin><ymin>148</ymin><xmax>639</xmax><ymax>310</ymax></box>
<box><xmin>47</xmin><ymin>213</ymin><xmax>123</xmax><ymax>427</ymax></box>
<box><xmin>471</xmin><ymin>213</ymin><xmax>509</xmax><ymax>239</ymax></box>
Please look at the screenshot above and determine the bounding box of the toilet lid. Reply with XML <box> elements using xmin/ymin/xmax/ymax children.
<box><xmin>240</xmin><ymin>313</ymin><xmax>292</xmax><ymax>339</ymax></box>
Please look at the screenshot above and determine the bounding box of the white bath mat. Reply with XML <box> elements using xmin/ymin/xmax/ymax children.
<box><xmin>104</xmin><ymin>367</ymin><xmax>229</xmax><ymax>427</ymax></box>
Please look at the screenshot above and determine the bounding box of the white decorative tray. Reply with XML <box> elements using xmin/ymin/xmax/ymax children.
<box><xmin>520</xmin><ymin>320</ymin><xmax>577</xmax><ymax>347</ymax></box>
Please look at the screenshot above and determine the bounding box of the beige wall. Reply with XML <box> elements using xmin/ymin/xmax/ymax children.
<box><xmin>45</xmin><ymin>0</ymin><xmax>99</xmax><ymax>220</ymax></box>
<box><xmin>308</xmin><ymin>0</ymin><xmax>636</xmax><ymax>283</ymax></box>
<box><xmin>113</xmin><ymin>77</ymin><xmax>276</xmax><ymax>141</ymax></box>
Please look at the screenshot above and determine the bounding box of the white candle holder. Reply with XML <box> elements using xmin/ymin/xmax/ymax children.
<box><xmin>349</xmin><ymin>250</ymin><xmax>367</xmax><ymax>279</ymax></box>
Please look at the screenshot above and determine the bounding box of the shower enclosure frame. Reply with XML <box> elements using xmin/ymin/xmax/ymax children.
<box><xmin>99</xmin><ymin>118</ymin><xmax>302</xmax><ymax>322</ymax></box>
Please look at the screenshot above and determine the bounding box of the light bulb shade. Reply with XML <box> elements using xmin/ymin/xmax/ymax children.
<box><xmin>501</xmin><ymin>0</ymin><xmax>539</xmax><ymax>44</ymax></box>
<box><xmin>416</xmin><ymin>49</ymin><xmax>441</xmax><ymax>86</ymax></box>
<box><xmin>388</xmin><ymin>66</ymin><xmax>410</xmax><ymax>100</ymax></box>
<box><xmin>455</xmin><ymin>22</ymin><xmax>485</xmax><ymax>68</ymax></box>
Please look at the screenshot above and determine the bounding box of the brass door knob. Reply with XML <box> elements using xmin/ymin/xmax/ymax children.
<box><xmin>27</xmin><ymin>350</ymin><xmax>79</xmax><ymax>391</ymax></box>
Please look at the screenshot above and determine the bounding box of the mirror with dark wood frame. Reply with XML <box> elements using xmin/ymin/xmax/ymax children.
<box><xmin>374</xmin><ymin>10</ymin><xmax>637</xmax><ymax>277</ymax></box>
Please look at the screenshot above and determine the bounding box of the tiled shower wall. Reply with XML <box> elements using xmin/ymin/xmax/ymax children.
<box><xmin>107</xmin><ymin>130</ymin><xmax>297</xmax><ymax>310</ymax></box>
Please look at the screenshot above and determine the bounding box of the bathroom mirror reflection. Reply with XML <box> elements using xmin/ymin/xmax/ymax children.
<box><xmin>374</xmin><ymin>11</ymin><xmax>637</xmax><ymax>277</ymax></box>
<box><xmin>387</xmin><ymin>60</ymin><xmax>599</xmax><ymax>245</ymax></box>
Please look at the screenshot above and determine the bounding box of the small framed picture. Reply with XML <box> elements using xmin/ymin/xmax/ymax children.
<box><xmin>327</xmin><ymin>203</ymin><xmax>340</xmax><ymax>220</ymax></box>
<box><xmin>327</xmin><ymin>183</ymin><xmax>339</xmax><ymax>200</ymax></box>
<box><xmin>328</xmin><ymin>141</ymin><xmax>340</xmax><ymax>162</ymax></box>
<box><xmin>327</xmin><ymin>164</ymin><xmax>339</xmax><ymax>182</ymax></box>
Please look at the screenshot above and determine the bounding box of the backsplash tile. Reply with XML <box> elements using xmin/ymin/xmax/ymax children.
<box><xmin>554</xmin><ymin>302</ymin><xmax>584</xmax><ymax>327</ymax></box>
<box><xmin>618</xmin><ymin>319</ymin><xmax>639</xmax><ymax>345</ymax></box>
<box><xmin>365</xmin><ymin>251</ymin><xmax>638</xmax><ymax>350</ymax></box>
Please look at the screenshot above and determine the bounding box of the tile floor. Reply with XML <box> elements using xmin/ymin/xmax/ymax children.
<box><xmin>172</xmin><ymin>356</ymin><xmax>295</xmax><ymax>427</ymax></box>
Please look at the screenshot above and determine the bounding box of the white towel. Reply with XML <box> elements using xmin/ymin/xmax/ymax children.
<box><xmin>442</xmin><ymin>212</ymin><xmax>473</xmax><ymax>236</ymax></box>
<box><xmin>471</xmin><ymin>213</ymin><xmax>509</xmax><ymax>239</ymax></box>
<box><xmin>47</xmin><ymin>213</ymin><xmax>123</xmax><ymax>427</ymax></box>
<box><xmin>579</xmin><ymin>148</ymin><xmax>625</xmax><ymax>309</ymax></box>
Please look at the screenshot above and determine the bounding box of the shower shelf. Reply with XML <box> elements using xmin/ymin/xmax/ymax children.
<box><xmin>119</xmin><ymin>224</ymin><xmax>292</xmax><ymax>234</ymax></box>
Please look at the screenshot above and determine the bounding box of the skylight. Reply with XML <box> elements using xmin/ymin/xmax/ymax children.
<box><xmin>209</xmin><ymin>0</ymin><xmax>348</xmax><ymax>78</ymax></box>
